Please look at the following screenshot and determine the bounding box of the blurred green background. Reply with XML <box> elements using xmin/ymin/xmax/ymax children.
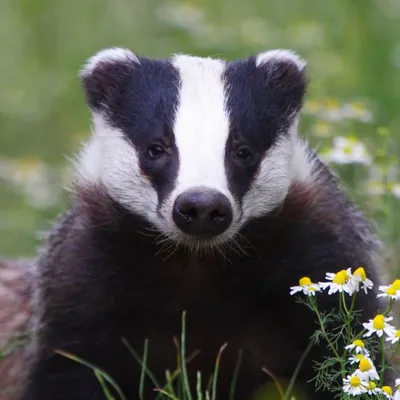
<box><xmin>1</xmin><ymin>0</ymin><xmax>400</xmax><ymax>275</ymax></box>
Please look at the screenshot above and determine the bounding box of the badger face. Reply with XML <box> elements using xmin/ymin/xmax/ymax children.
<box><xmin>77</xmin><ymin>48</ymin><xmax>313</xmax><ymax>249</ymax></box>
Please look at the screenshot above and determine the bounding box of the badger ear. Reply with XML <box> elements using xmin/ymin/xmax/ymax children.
<box><xmin>80</xmin><ymin>47</ymin><xmax>139</xmax><ymax>112</ymax></box>
<box><xmin>255</xmin><ymin>49</ymin><xmax>308</xmax><ymax>117</ymax></box>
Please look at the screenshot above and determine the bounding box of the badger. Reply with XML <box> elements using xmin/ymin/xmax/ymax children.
<box><xmin>19</xmin><ymin>48</ymin><xmax>387</xmax><ymax>400</ymax></box>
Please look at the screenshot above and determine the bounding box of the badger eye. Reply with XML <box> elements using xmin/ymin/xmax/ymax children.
<box><xmin>148</xmin><ymin>144</ymin><xmax>166</xmax><ymax>159</ymax></box>
<box><xmin>235</xmin><ymin>147</ymin><xmax>253</xmax><ymax>161</ymax></box>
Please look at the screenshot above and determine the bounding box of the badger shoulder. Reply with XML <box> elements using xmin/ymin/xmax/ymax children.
<box><xmin>293</xmin><ymin>143</ymin><xmax>380</xmax><ymax>246</ymax></box>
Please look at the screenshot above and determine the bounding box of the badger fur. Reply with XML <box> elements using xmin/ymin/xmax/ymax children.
<box><xmin>20</xmin><ymin>48</ymin><xmax>387</xmax><ymax>399</ymax></box>
<box><xmin>0</xmin><ymin>259</ymin><xmax>33</xmax><ymax>400</ymax></box>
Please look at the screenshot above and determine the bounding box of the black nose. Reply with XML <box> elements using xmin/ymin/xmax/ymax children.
<box><xmin>173</xmin><ymin>189</ymin><xmax>233</xmax><ymax>238</ymax></box>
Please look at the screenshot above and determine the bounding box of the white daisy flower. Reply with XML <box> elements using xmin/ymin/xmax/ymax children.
<box><xmin>394</xmin><ymin>389</ymin><xmax>400</xmax><ymax>400</ymax></box>
<box><xmin>350</xmin><ymin>267</ymin><xmax>373</xmax><ymax>294</ymax></box>
<box><xmin>363</xmin><ymin>314</ymin><xmax>395</xmax><ymax>338</ymax></box>
<box><xmin>356</xmin><ymin>358</ymin><xmax>379</xmax><ymax>381</ymax></box>
<box><xmin>365</xmin><ymin>380</ymin><xmax>381</xmax><ymax>395</ymax></box>
<box><xmin>392</xmin><ymin>183</ymin><xmax>400</xmax><ymax>199</ymax></box>
<box><xmin>377</xmin><ymin>285</ymin><xmax>400</xmax><ymax>300</ymax></box>
<box><xmin>345</xmin><ymin>339</ymin><xmax>370</xmax><ymax>356</ymax></box>
<box><xmin>341</xmin><ymin>102</ymin><xmax>373</xmax><ymax>123</ymax></box>
<box><xmin>319</xmin><ymin>268</ymin><xmax>355</xmax><ymax>295</ymax></box>
<box><xmin>381</xmin><ymin>385</ymin><xmax>393</xmax><ymax>399</ymax></box>
<box><xmin>325</xmin><ymin>136</ymin><xmax>372</xmax><ymax>166</ymax></box>
<box><xmin>394</xmin><ymin>379</ymin><xmax>400</xmax><ymax>400</ymax></box>
<box><xmin>289</xmin><ymin>277</ymin><xmax>321</xmax><ymax>296</ymax></box>
<box><xmin>342</xmin><ymin>372</ymin><xmax>368</xmax><ymax>396</ymax></box>
<box><xmin>386</xmin><ymin>329</ymin><xmax>400</xmax><ymax>344</ymax></box>
<box><xmin>349</xmin><ymin>354</ymin><xmax>367</xmax><ymax>365</ymax></box>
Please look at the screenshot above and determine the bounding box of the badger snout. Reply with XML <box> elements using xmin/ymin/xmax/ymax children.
<box><xmin>172</xmin><ymin>189</ymin><xmax>233</xmax><ymax>238</ymax></box>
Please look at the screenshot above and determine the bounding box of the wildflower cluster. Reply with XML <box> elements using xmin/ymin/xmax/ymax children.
<box><xmin>290</xmin><ymin>267</ymin><xmax>372</xmax><ymax>297</ymax></box>
<box><xmin>324</xmin><ymin>136</ymin><xmax>372</xmax><ymax>166</ymax></box>
<box><xmin>290</xmin><ymin>268</ymin><xmax>400</xmax><ymax>399</ymax></box>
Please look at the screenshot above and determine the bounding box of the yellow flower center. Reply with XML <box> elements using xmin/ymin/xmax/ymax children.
<box><xmin>299</xmin><ymin>277</ymin><xmax>312</xmax><ymax>286</ymax></box>
<box><xmin>386</xmin><ymin>286</ymin><xmax>397</xmax><ymax>296</ymax></box>
<box><xmin>366</xmin><ymin>381</ymin><xmax>376</xmax><ymax>390</ymax></box>
<box><xmin>372</xmin><ymin>314</ymin><xmax>385</xmax><ymax>330</ymax></box>
<box><xmin>359</xmin><ymin>358</ymin><xmax>372</xmax><ymax>372</ymax></box>
<box><xmin>352</xmin><ymin>339</ymin><xmax>364</xmax><ymax>348</ymax></box>
<box><xmin>349</xmin><ymin>376</ymin><xmax>361</xmax><ymax>387</ymax></box>
<box><xmin>392</xmin><ymin>279</ymin><xmax>400</xmax><ymax>290</ymax></box>
<box><xmin>354</xmin><ymin>267</ymin><xmax>366</xmax><ymax>281</ymax></box>
<box><xmin>396</xmin><ymin>330</ymin><xmax>400</xmax><ymax>338</ymax></box>
<box><xmin>344</xmin><ymin>146</ymin><xmax>353</xmax><ymax>154</ymax></box>
<box><xmin>333</xmin><ymin>270</ymin><xmax>349</xmax><ymax>285</ymax></box>
<box><xmin>382</xmin><ymin>386</ymin><xmax>393</xmax><ymax>395</ymax></box>
<box><xmin>355</xmin><ymin>354</ymin><xmax>365</xmax><ymax>361</ymax></box>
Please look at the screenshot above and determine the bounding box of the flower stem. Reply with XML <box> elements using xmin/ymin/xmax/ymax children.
<box><xmin>380</xmin><ymin>335</ymin><xmax>386</xmax><ymax>383</ymax></box>
<box><xmin>340</xmin><ymin>291</ymin><xmax>350</xmax><ymax>315</ymax></box>
<box><xmin>384</xmin><ymin>298</ymin><xmax>395</xmax><ymax>315</ymax></box>
<box><xmin>348</xmin><ymin>291</ymin><xmax>358</xmax><ymax>315</ymax></box>
<box><xmin>311</xmin><ymin>303</ymin><xmax>344</xmax><ymax>376</ymax></box>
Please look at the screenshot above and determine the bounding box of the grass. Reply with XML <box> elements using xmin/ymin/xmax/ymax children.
<box><xmin>54</xmin><ymin>311</ymin><xmax>306</xmax><ymax>400</ymax></box>
<box><xmin>54</xmin><ymin>312</ymin><xmax>231</xmax><ymax>400</ymax></box>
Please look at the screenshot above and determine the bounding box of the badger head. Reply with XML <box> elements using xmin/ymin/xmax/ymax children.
<box><xmin>77</xmin><ymin>48</ymin><xmax>314</xmax><ymax>250</ymax></box>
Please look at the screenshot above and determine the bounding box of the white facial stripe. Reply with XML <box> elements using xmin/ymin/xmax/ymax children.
<box><xmin>241</xmin><ymin>131</ymin><xmax>315</xmax><ymax>221</ymax></box>
<box><xmin>242</xmin><ymin>136</ymin><xmax>293</xmax><ymax>220</ymax></box>
<box><xmin>75</xmin><ymin>113</ymin><xmax>159</xmax><ymax>225</ymax></box>
<box><xmin>171</xmin><ymin>55</ymin><xmax>231</xmax><ymax>198</ymax></box>
<box><xmin>290</xmin><ymin>138</ymin><xmax>315</xmax><ymax>183</ymax></box>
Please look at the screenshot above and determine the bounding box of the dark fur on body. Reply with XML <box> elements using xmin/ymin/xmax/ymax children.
<box><xmin>0</xmin><ymin>260</ymin><xmax>33</xmax><ymax>400</ymax></box>
<box><xmin>21</xmin><ymin>156</ymin><xmax>385</xmax><ymax>400</ymax></box>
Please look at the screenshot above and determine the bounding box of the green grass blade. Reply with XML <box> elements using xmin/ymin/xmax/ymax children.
<box><xmin>95</xmin><ymin>370</ymin><xmax>117</xmax><ymax>400</ymax></box>
<box><xmin>162</xmin><ymin>369</ymin><xmax>178</xmax><ymax>400</ymax></box>
<box><xmin>154</xmin><ymin>389</ymin><xmax>180</xmax><ymax>399</ymax></box>
<box><xmin>180</xmin><ymin>311</ymin><xmax>193</xmax><ymax>400</ymax></box>
<box><xmin>55</xmin><ymin>349</ymin><xmax>127</xmax><ymax>400</ymax></box>
<box><xmin>229</xmin><ymin>349</ymin><xmax>242</xmax><ymax>400</ymax></box>
<box><xmin>211</xmin><ymin>343</ymin><xmax>227</xmax><ymax>400</ymax></box>
<box><xmin>284</xmin><ymin>339</ymin><xmax>314</xmax><ymax>400</ymax></box>
<box><xmin>121</xmin><ymin>338</ymin><xmax>161</xmax><ymax>391</ymax></box>
<box><xmin>196</xmin><ymin>371</ymin><xmax>203</xmax><ymax>400</ymax></box>
<box><xmin>139</xmin><ymin>339</ymin><xmax>149</xmax><ymax>400</ymax></box>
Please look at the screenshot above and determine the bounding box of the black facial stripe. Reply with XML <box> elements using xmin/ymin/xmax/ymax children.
<box><xmin>223</xmin><ymin>55</ymin><xmax>307</xmax><ymax>201</ymax></box>
<box><xmin>223</xmin><ymin>58</ymin><xmax>272</xmax><ymax>201</ymax></box>
<box><xmin>100</xmin><ymin>57</ymin><xmax>181</xmax><ymax>205</ymax></box>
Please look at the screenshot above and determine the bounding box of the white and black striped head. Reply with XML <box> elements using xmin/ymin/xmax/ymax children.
<box><xmin>77</xmin><ymin>48</ymin><xmax>314</xmax><ymax>249</ymax></box>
